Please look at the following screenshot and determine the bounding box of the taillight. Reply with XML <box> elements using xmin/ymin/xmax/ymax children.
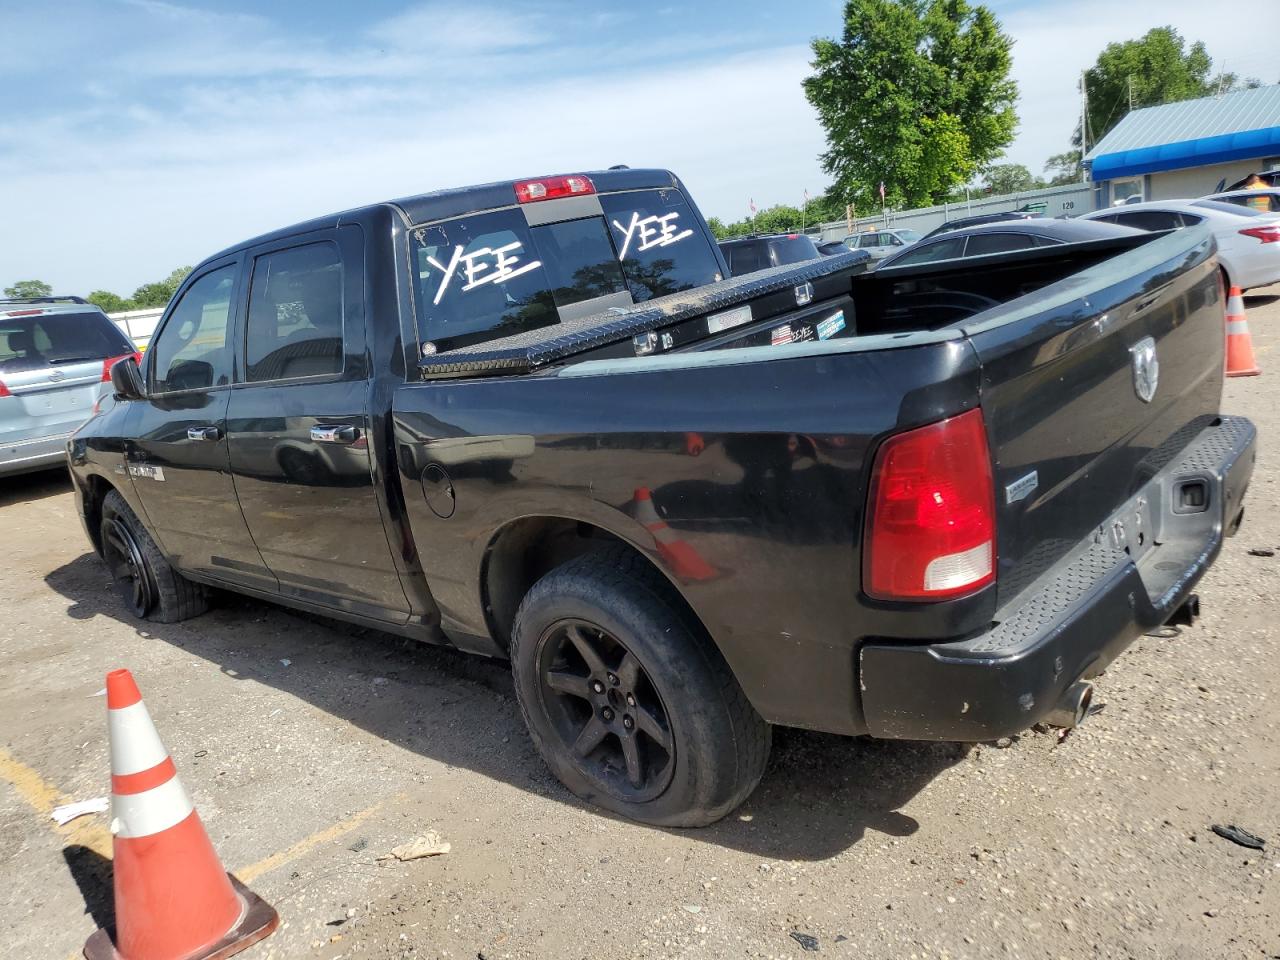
<box><xmin>1240</xmin><ymin>225</ymin><xmax>1280</xmax><ymax>243</ymax></box>
<box><xmin>514</xmin><ymin>175</ymin><xmax>595</xmax><ymax>203</ymax></box>
<box><xmin>0</xmin><ymin>379</ymin><xmax>9</xmax><ymax>398</ymax></box>
<box><xmin>864</xmin><ymin>408</ymin><xmax>996</xmax><ymax>601</ymax></box>
<box><xmin>101</xmin><ymin>352</ymin><xmax>143</xmax><ymax>382</ymax></box>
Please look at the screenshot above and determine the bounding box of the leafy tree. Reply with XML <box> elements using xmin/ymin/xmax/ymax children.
<box><xmin>130</xmin><ymin>266</ymin><xmax>192</xmax><ymax>309</ymax></box>
<box><xmin>87</xmin><ymin>290</ymin><xmax>134</xmax><ymax>313</ymax></box>
<box><xmin>804</xmin><ymin>0</ymin><xmax>1018</xmax><ymax>207</ymax></box>
<box><xmin>1043</xmin><ymin>150</ymin><xmax>1082</xmax><ymax>186</ymax></box>
<box><xmin>1082</xmin><ymin>27</ymin><xmax>1238</xmax><ymax>148</ymax></box>
<box><xmin>3</xmin><ymin>279</ymin><xmax>53</xmax><ymax>299</ymax></box>
<box><xmin>981</xmin><ymin>162</ymin><xmax>1043</xmax><ymax>194</ymax></box>
<box><xmin>707</xmin><ymin>204</ymin><xmax>814</xmax><ymax>239</ymax></box>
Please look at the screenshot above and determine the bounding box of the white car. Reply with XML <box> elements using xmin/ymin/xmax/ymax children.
<box><xmin>1204</xmin><ymin>188</ymin><xmax>1280</xmax><ymax>215</ymax></box>
<box><xmin>1080</xmin><ymin>199</ymin><xmax>1280</xmax><ymax>291</ymax></box>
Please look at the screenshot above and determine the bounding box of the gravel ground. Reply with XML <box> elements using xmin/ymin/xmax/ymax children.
<box><xmin>1</xmin><ymin>289</ymin><xmax>1277</xmax><ymax>960</ymax></box>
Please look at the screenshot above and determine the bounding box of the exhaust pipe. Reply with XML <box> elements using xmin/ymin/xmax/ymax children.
<box><xmin>1044</xmin><ymin>680</ymin><xmax>1095</xmax><ymax>729</ymax></box>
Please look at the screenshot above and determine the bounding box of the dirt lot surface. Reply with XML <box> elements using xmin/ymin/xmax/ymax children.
<box><xmin>2</xmin><ymin>291</ymin><xmax>1278</xmax><ymax>960</ymax></box>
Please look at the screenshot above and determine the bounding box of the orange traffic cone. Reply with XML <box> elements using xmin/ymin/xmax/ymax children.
<box><xmin>1225</xmin><ymin>285</ymin><xmax>1261</xmax><ymax>378</ymax></box>
<box><xmin>632</xmin><ymin>487</ymin><xmax>718</xmax><ymax>582</ymax></box>
<box><xmin>84</xmin><ymin>669</ymin><xmax>279</xmax><ymax>960</ymax></box>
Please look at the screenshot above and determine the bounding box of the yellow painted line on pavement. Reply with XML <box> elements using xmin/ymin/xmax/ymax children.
<box><xmin>2</xmin><ymin>747</ymin><xmax>399</xmax><ymax>883</ymax></box>
<box><xmin>235</xmin><ymin>794</ymin><xmax>398</xmax><ymax>884</ymax></box>
<box><xmin>0</xmin><ymin>747</ymin><xmax>113</xmax><ymax>858</ymax></box>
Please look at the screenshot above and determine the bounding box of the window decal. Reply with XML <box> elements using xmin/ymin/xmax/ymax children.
<box><xmin>424</xmin><ymin>241</ymin><xmax>543</xmax><ymax>306</ymax></box>
<box><xmin>611</xmin><ymin>211</ymin><xmax>694</xmax><ymax>260</ymax></box>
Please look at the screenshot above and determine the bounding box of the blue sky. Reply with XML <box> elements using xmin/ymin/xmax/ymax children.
<box><xmin>2</xmin><ymin>0</ymin><xmax>1274</xmax><ymax>294</ymax></box>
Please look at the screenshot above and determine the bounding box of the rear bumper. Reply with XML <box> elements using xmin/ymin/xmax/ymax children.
<box><xmin>0</xmin><ymin>433</ymin><xmax>71</xmax><ymax>476</ymax></box>
<box><xmin>858</xmin><ymin>416</ymin><xmax>1257</xmax><ymax>741</ymax></box>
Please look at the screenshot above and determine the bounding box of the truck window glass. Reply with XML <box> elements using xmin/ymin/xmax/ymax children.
<box><xmin>245</xmin><ymin>242</ymin><xmax>344</xmax><ymax>382</ymax></box>
<box><xmin>730</xmin><ymin>244</ymin><xmax>761</xmax><ymax>274</ymax></box>
<box><xmin>598</xmin><ymin>189</ymin><xmax>722</xmax><ymax>301</ymax></box>
<box><xmin>412</xmin><ymin>209</ymin><xmax>558</xmax><ymax>352</ymax></box>
<box><xmin>150</xmin><ymin>265</ymin><xmax>236</xmax><ymax>393</ymax></box>
<box><xmin>527</xmin><ymin>217</ymin><xmax>627</xmax><ymax>310</ymax></box>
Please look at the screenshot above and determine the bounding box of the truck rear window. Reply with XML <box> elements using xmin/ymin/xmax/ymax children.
<box><xmin>410</xmin><ymin>189</ymin><xmax>722</xmax><ymax>352</ymax></box>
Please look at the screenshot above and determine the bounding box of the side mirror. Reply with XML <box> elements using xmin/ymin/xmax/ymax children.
<box><xmin>110</xmin><ymin>355</ymin><xmax>146</xmax><ymax>401</ymax></box>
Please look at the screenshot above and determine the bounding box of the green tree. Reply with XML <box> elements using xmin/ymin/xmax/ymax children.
<box><xmin>87</xmin><ymin>290</ymin><xmax>134</xmax><ymax>313</ymax></box>
<box><xmin>804</xmin><ymin>0</ymin><xmax>1018</xmax><ymax>207</ymax></box>
<box><xmin>130</xmin><ymin>266</ymin><xmax>192</xmax><ymax>309</ymax></box>
<box><xmin>1043</xmin><ymin>150</ymin><xmax>1082</xmax><ymax>186</ymax></box>
<box><xmin>1082</xmin><ymin>27</ymin><xmax>1237</xmax><ymax>148</ymax></box>
<box><xmin>981</xmin><ymin>162</ymin><xmax>1043</xmax><ymax>194</ymax></box>
<box><xmin>3</xmin><ymin>279</ymin><xmax>53</xmax><ymax>299</ymax></box>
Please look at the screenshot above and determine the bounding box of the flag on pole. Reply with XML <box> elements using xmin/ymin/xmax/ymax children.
<box><xmin>879</xmin><ymin>181</ymin><xmax>886</xmax><ymax>201</ymax></box>
<box><xmin>803</xmin><ymin>189</ymin><xmax>810</xmax><ymax>203</ymax></box>
<box><xmin>749</xmin><ymin>198</ymin><xmax>757</xmax><ymax>214</ymax></box>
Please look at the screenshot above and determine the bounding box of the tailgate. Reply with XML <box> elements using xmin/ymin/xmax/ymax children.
<box><xmin>961</xmin><ymin>226</ymin><xmax>1224</xmax><ymax>607</ymax></box>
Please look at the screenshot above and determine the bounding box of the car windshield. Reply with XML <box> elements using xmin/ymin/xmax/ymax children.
<box><xmin>409</xmin><ymin>188</ymin><xmax>723</xmax><ymax>352</ymax></box>
<box><xmin>1191</xmin><ymin>199</ymin><xmax>1267</xmax><ymax>218</ymax></box>
<box><xmin>0</xmin><ymin>310</ymin><xmax>134</xmax><ymax>374</ymax></box>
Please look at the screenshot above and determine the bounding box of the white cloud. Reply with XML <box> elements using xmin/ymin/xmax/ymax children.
<box><xmin>2</xmin><ymin>24</ymin><xmax>824</xmax><ymax>293</ymax></box>
<box><xmin>4</xmin><ymin>0</ymin><xmax>1272</xmax><ymax>294</ymax></box>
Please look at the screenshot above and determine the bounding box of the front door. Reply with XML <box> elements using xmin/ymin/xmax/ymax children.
<box><xmin>225</xmin><ymin>227</ymin><xmax>409</xmax><ymax>621</ymax></box>
<box><xmin>126</xmin><ymin>259</ymin><xmax>277</xmax><ymax>591</ymax></box>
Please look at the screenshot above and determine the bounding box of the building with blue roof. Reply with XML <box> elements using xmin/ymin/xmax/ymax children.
<box><xmin>1084</xmin><ymin>84</ymin><xmax>1280</xmax><ymax>207</ymax></box>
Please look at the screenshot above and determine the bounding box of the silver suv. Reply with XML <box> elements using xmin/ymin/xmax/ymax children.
<box><xmin>1</xmin><ymin>297</ymin><xmax>138</xmax><ymax>476</ymax></box>
<box><xmin>842</xmin><ymin>228</ymin><xmax>922</xmax><ymax>261</ymax></box>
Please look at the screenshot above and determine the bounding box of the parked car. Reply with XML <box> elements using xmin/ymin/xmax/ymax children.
<box><xmin>1</xmin><ymin>297</ymin><xmax>139</xmax><ymax>476</ymax></box>
<box><xmin>842</xmin><ymin>228</ymin><xmax>922</xmax><ymax>260</ymax></box>
<box><xmin>1204</xmin><ymin>188</ymin><xmax>1280</xmax><ymax>214</ymax></box>
<box><xmin>719</xmin><ymin>233</ymin><xmax>820</xmax><ymax>276</ymax></box>
<box><xmin>921</xmin><ymin>210</ymin><xmax>1040</xmax><ymax>239</ymax></box>
<box><xmin>1080</xmin><ymin>199</ymin><xmax>1280</xmax><ymax>290</ymax></box>
<box><xmin>878</xmin><ymin>218</ymin><xmax>1142</xmax><ymax>269</ymax></box>
<box><xmin>1221</xmin><ymin>170</ymin><xmax>1280</xmax><ymax>192</ymax></box>
<box><xmin>68</xmin><ymin>167</ymin><xmax>1254</xmax><ymax>827</ymax></box>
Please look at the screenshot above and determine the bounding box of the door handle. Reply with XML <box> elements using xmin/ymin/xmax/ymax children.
<box><xmin>311</xmin><ymin>424</ymin><xmax>359</xmax><ymax>444</ymax></box>
<box><xmin>187</xmin><ymin>425</ymin><xmax>221</xmax><ymax>442</ymax></box>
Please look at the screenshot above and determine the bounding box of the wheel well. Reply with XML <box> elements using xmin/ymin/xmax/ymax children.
<box><xmin>83</xmin><ymin>475</ymin><xmax>115</xmax><ymax>555</ymax></box>
<box><xmin>482</xmin><ymin>517</ymin><xmax>691</xmax><ymax>653</ymax></box>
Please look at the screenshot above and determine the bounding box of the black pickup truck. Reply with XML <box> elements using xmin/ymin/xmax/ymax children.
<box><xmin>68</xmin><ymin>168</ymin><xmax>1256</xmax><ymax>826</ymax></box>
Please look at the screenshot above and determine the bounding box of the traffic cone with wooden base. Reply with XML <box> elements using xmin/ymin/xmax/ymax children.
<box><xmin>632</xmin><ymin>487</ymin><xmax>718</xmax><ymax>581</ymax></box>
<box><xmin>1225</xmin><ymin>285</ymin><xmax>1261</xmax><ymax>377</ymax></box>
<box><xmin>85</xmin><ymin>669</ymin><xmax>278</xmax><ymax>960</ymax></box>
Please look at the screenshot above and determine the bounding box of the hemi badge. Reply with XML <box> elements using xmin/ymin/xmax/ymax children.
<box><xmin>1005</xmin><ymin>470</ymin><xmax>1038</xmax><ymax>505</ymax></box>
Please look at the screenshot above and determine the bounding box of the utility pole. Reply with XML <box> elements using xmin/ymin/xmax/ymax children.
<box><xmin>1127</xmin><ymin>75</ymin><xmax>1135</xmax><ymax>112</ymax></box>
<box><xmin>1080</xmin><ymin>69</ymin><xmax>1089</xmax><ymax>183</ymax></box>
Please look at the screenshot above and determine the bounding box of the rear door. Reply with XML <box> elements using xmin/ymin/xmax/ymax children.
<box><xmin>225</xmin><ymin>226</ymin><xmax>410</xmax><ymax>621</ymax></box>
<box><xmin>128</xmin><ymin>259</ymin><xmax>277</xmax><ymax>590</ymax></box>
<box><xmin>962</xmin><ymin>228</ymin><xmax>1224</xmax><ymax>605</ymax></box>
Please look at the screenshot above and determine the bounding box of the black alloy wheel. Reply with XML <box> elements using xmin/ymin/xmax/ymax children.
<box><xmin>103</xmin><ymin>515</ymin><xmax>158</xmax><ymax>617</ymax></box>
<box><xmin>535</xmin><ymin>617</ymin><xmax>676</xmax><ymax>803</ymax></box>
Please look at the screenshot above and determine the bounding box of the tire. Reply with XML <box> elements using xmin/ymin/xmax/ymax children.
<box><xmin>510</xmin><ymin>546</ymin><xmax>770</xmax><ymax>827</ymax></box>
<box><xmin>100</xmin><ymin>490</ymin><xmax>208</xmax><ymax>623</ymax></box>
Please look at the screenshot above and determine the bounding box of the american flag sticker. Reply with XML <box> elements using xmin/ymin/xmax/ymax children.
<box><xmin>771</xmin><ymin>325</ymin><xmax>793</xmax><ymax>346</ymax></box>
